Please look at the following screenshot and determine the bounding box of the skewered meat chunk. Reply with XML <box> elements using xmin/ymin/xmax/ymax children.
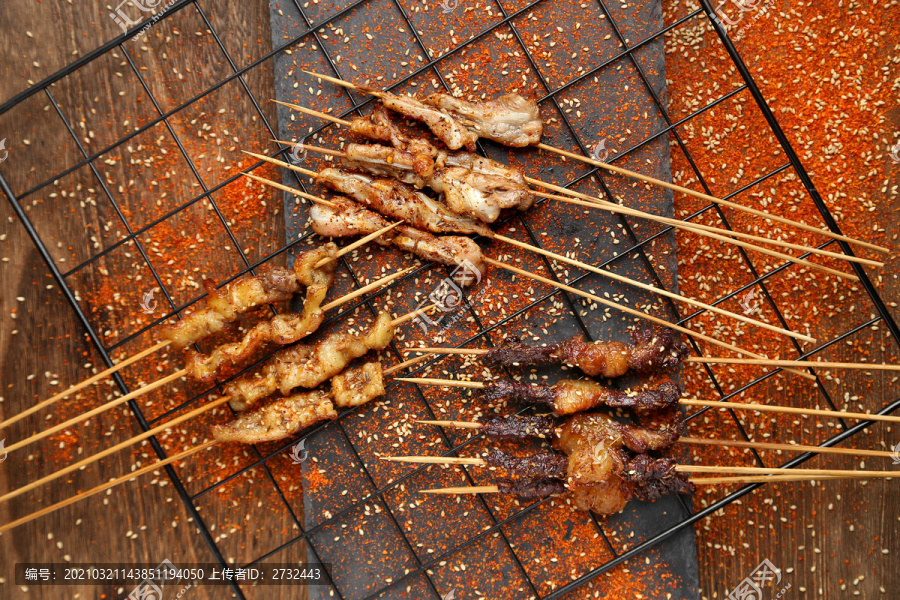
<box><xmin>309</xmin><ymin>197</ymin><xmax>486</xmax><ymax>285</ymax></box>
<box><xmin>481</xmin><ymin>377</ymin><xmax>681</xmax><ymax>415</ymax></box>
<box><xmin>360</xmin><ymin>85</ymin><xmax>480</xmax><ymax>151</ymax></box>
<box><xmin>422</xmin><ymin>92</ymin><xmax>543</xmax><ymax>147</ymax></box>
<box><xmin>484</xmin><ymin>450</ymin><xmax>567</xmax><ymax>479</ymax></box>
<box><xmin>331</xmin><ymin>362</ymin><xmax>384</xmax><ymax>408</ymax></box>
<box><xmin>497</xmin><ymin>477</ymin><xmax>566</xmax><ymax>499</ymax></box>
<box><xmin>212</xmin><ymin>389</ymin><xmax>337</xmax><ymax>444</ymax></box>
<box><xmin>184</xmin><ymin>244</ymin><xmax>338</xmax><ymax>381</ymax></box>
<box><xmin>480</xmin><ymin>413</ymin><xmax>557</xmax><ymax>440</ymax></box>
<box><xmin>226</xmin><ymin>311</ymin><xmax>396</xmax><ymax>411</ymax></box>
<box><xmin>316</xmin><ymin>168</ymin><xmax>491</xmax><ymax>236</ymax></box>
<box><xmin>553</xmin><ymin>413</ymin><xmax>634</xmax><ymax>513</ymax></box>
<box><xmin>340</xmin><ymin>143</ymin><xmax>535</xmax><ymax>223</ymax></box>
<box><xmin>622</xmin><ymin>455</ymin><xmax>695</xmax><ymax>501</ymax></box>
<box><xmin>160</xmin><ymin>269</ymin><xmax>300</xmax><ymax>349</ymax></box>
<box><xmin>348</xmin><ymin>104</ymin><xmax>439</xmax><ymax>176</ymax></box>
<box><xmin>483</xmin><ymin>328</ymin><xmax>689</xmax><ymax>378</ymax></box>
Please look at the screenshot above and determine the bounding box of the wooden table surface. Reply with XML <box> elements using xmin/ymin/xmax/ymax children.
<box><xmin>0</xmin><ymin>0</ymin><xmax>897</xmax><ymax>599</ymax></box>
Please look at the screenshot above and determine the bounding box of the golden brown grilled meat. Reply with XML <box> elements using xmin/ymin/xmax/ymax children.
<box><xmin>316</xmin><ymin>168</ymin><xmax>491</xmax><ymax>237</ymax></box>
<box><xmin>331</xmin><ymin>362</ymin><xmax>384</xmax><ymax>408</ymax></box>
<box><xmin>360</xmin><ymin>85</ymin><xmax>480</xmax><ymax>151</ymax></box>
<box><xmin>225</xmin><ymin>311</ymin><xmax>395</xmax><ymax>411</ymax></box>
<box><xmin>340</xmin><ymin>143</ymin><xmax>534</xmax><ymax>223</ymax></box>
<box><xmin>159</xmin><ymin>269</ymin><xmax>300</xmax><ymax>350</ymax></box>
<box><xmin>553</xmin><ymin>413</ymin><xmax>634</xmax><ymax>514</ymax></box>
<box><xmin>184</xmin><ymin>244</ymin><xmax>338</xmax><ymax>382</ymax></box>
<box><xmin>483</xmin><ymin>328</ymin><xmax>689</xmax><ymax>378</ymax></box>
<box><xmin>212</xmin><ymin>389</ymin><xmax>337</xmax><ymax>444</ymax></box>
<box><xmin>422</xmin><ymin>92</ymin><xmax>543</xmax><ymax>147</ymax></box>
<box><xmin>347</xmin><ymin>104</ymin><xmax>439</xmax><ymax>176</ymax></box>
<box><xmin>481</xmin><ymin>377</ymin><xmax>681</xmax><ymax>415</ymax></box>
<box><xmin>309</xmin><ymin>197</ymin><xmax>486</xmax><ymax>286</ymax></box>
<box><xmin>212</xmin><ymin>362</ymin><xmax>387</xmax><ymax>444</ymax></box>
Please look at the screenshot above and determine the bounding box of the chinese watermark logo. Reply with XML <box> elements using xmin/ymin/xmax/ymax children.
<box><xmin>442</xmin><ymin>589</ymin><xmax>456</xmax><ymax>600</ymax></box>
<box><xmin>891</xmin><ymin>441</ymin><xmax>900</xmax><ymax>466</ymax></box>
<box><xmin>889</xmin><ymin>140</ymin><xmax>900</xmax><ymax>165</ymax></box>
<box><xmin>439</xmin><ymin>0</ymin><xmax>459</xmax><ymax>13</ymax></box>
<box><xmin>289</xmin><ymin>137</ymin><xmax>308</xmax><ymax>165</ymax></box>
<box><xmin>0</xmin><ymin>138</ymin><xmax>8</xmax><ymax>164</ymax></box>
<box><xmin>590</xmin><ymin>138</ymin><xmax>609</xmax><ymax>162</ymax></box>
<box><xmin>738</xmin><ymin>289</ymin><xmax>759</xmax><ymax>316</ymax></box>
<box><xmin>128</xmin><ymin>558</ymin><xmax>192</xmax><ymax>600</ymax></box>
<box><xmin>728</xmin><ymin>558</ymin><xmax>790</xmax><ymax>600</ymax></box>
<box><xmin>710</xmin><ymin>0</ymin><xmax>775</xmax><ymax>36</ymax></box>
<box><xmin>140</xmin><ymin>289</ymin><xmax>158</xmax><ymax>314</ymax></box>
<box><xmin>412</xmin><ymin>260</ymin><xmax>483</xmax><ymax>335</ymax></box>
<box><xmin>0</xmin><ymin>439</ymin><xmax>7</xmax><ymax>463</ymax></box>
<box><xmin>289</xmin><ymin>439</ymin><xmax>309</xmax><ymax>465</ymax></box>
<box><xmin>109</xmin><ymin>0</ymin><xmax>178</xmax><ymax>40</ymax></box>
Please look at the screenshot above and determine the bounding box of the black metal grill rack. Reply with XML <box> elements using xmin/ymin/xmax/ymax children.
<box><xmin>1</xmin><ymin>0</ymin><xmax>898</xmax><ymax>598</ymax></box>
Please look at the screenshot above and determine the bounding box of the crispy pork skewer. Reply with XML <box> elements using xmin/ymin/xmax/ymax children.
<box><xmin>301</xmin><ymin>71</ymin><xmax>889</xmax><ymax>256</ymax></box>
<box><xmin>1</xmin><ymin>268</ymin><xmax>417</xmax><ymax>457</ymax></box>
<box><xmin>484</xmin><ymin>258</ymin><xmax>815</xmax><ymax>381</ymax></box>
<box><xmin>404</xmin><ymin>345</ymin><xmax>900</xmax><ymax>374</ymax></box>
<box><xmin>275</xmin><ymin>101</ymin><xmax>884</xmax><ymax>270</ymax></box>
<box><xmin>0</xmin><ymin>226</ymin><xmax>398</xmax><ymax>433</ymax></box>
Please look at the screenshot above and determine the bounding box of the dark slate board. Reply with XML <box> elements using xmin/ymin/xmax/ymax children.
<box><xmin>267</xmin><ymin>0</ymin><xmax>699</xmax><ymax>597</ymax></box>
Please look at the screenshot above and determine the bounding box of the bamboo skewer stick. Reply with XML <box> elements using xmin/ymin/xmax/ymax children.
<box><xmin>0</xmin><ymin>344</ymin><xmax>435</xmax><ymax>508</ymax></box>
<box><xmin>300</xmin><ymin>70</ymin><xmax>889</xmax><ymax>256</ymax></box>
<box><xmin>483</xmin><ymin>258</ymin><xmax>815</xmax><ymax>380</ymax></box>
<box><xmin>534</xmin><ymin>188</ymin><xmax>882</xmax><ymax>270</ymax></box>
<box><xmin>0</xmin><ymin>397</ymin><xmax>231</xmax><ymax>505</ymax></box>
<box><xmin>1</xmin><ymin>222</ymin><xmax>400</xmax><ymax>434</ymax></box>
<box><xmin>493</xmin><ymin>233</ymin><xmax>815</xmax><ymax>342</ymax></box>
<box><xmin>266</xmin><ymin>102</ymin><xmax>879</xmax><ymax>272</ymax></box>
<box><xmin>0</xmin><ymin>340</ymin><xmax>171</xmax><ymax>432</ymax></box>
<box><xmin>533</xmin><ymin>143</ymin><xmax>890</xmax><ymax>256</ymax></box>
<box><xmin>532</xmin><ymin>188</ymin><xmax>858</xmax><ymax>282</ymax></box>
<box><xmin>266</xmin><ymin>140</ymin><xmax>817</xmax><ymax>342</ymax></box>
<box><xmin>679</xmin><ymin>437</ymin><xmax>896</xmax><ymax>459</ymax></box>
<box><xmin>3</xmin><ymin>269</ymin><xmax>418</xmax><ymax>457</ymax></box>
<box><xmin>382</xmin><ymin>455</ymin><xmax>898</xmax><ymax>478</ymax></box>
<box><xmin>419</xmin><ymin>467</ymin><xmax>896</xmax><ymax>494</ymax></box>
<box><xmin>402</xmin><ymin>346</ymin><xmax>900</xmax><ymax>374</ymax></box>
<box><xmin>398</xmin><ymin>378</ymin><xmax>900</xmax><ymax>424</ymax></box>
<box><xmin>0</xmin><ymin>440</ymin><xmax>219</xmax><ymax>534</ymax></box>
<box><xmin>680</xmin><ymin>399</ymin><xmax>900</xmax><ymax>424</ymax></box>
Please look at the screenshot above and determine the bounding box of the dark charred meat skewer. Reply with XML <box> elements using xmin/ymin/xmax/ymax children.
<box><xmin>481</xmin><ymin>377</ymin><xmax>682</xmax><ymax>415</ymax></box>
<box><xmin>483</xmin><ymin>328</ymin><xmax>690</xmax><ymax>378</ymax></box>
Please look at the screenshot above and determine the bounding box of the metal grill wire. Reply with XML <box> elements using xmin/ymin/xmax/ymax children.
<box><xmin>1</xmin><ymin>0</ymin><xmax>898</xmax><ymax>597</ymax></box>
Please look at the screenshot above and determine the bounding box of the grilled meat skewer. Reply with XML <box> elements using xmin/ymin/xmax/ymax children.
<box><xmin>309</xmin><ymin>196</ymin><xmax>487</xmax><ymax>284</ymax></box>
<box><xmin>484</xmin><ymin>328</ymin><xmax>689</xmax><ymax>378</ymax></box>
<box><xmin>341</xmin><ymin>142</ymin><xmax>535</xmax><ymax>223</ymax></box>
<box><xmin>315</xmin><ymin>168</ymin><xmax>492</xmax><ymax>236</ymax></box>
<box><xmin>482</xmin><ymin>377</ymin><xmax>681</xmax><ymax>415</ymax></box>
<box><xmin>226</xmin><ymin>311</ymin><xmax>395</xmax><ymax>412</ymax></box>
<box><xmin>184</xmin><ymin>244</ymin><xmax>338</xmax><ymax>381</ymax></box>
<box><xmin>213</xmin><ymin>361</ymin><xmax>385</xmax><ymax>443</ymax></box>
